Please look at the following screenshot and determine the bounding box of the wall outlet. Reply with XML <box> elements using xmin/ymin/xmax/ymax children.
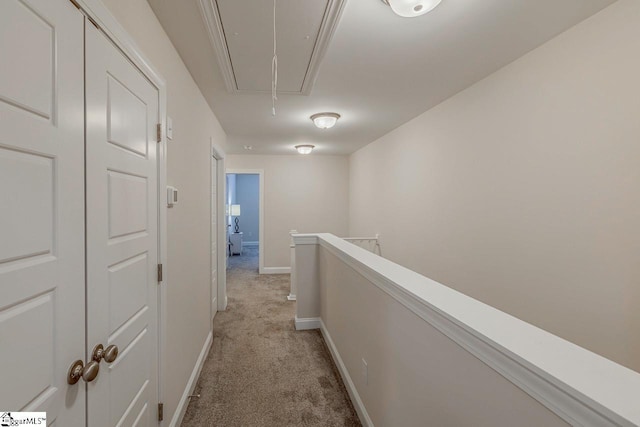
<box><xmin>361</xmin><ymin>358</ymin><xmax>368</xmax><ymax>385</ymax></box>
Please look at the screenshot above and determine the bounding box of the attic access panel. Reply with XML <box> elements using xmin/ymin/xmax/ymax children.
<box><xmin>200</xmin><ymin>0</ymin><xmax>345</xmax><ymax>95</ymax></box>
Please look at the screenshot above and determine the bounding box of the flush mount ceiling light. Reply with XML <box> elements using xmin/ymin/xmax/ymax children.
<box><xmin>295</xmin><ymin>144</ymin><xmax>315</xmax><ymax>154</ymax></box>
<box><xmin>381</xmin><ymin>0</ymin><xmax>442</xmax><ymax>17</ymax></box>
<box><xmin>310</xmin><ymin>112</ymin><xmax>340</xmax><ymax>129</ymax></box>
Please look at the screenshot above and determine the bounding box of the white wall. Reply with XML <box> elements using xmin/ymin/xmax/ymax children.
<box><xmin>100</xmin><ymin>0</ymin><xmax>227</xmax><ymax>422</ymax></box>
<box><xmin>235</xmin><ymin>174</ymin><xmax>260</xmax><ymax>242</ymax></box>
<box><xmin>349</xmin><ymin>0</ymin><xmax>640</xmax><ymax>373</ymax></box>
<box><xmin>226</xmin><ymin>155</ymin><xmax>349</xmax><ymax>268</ymax></box>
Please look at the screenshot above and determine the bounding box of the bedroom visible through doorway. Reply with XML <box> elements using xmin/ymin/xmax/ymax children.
<box><xmin>226</xmin><ymin>172</ymin><xmax>261</xmax><ymax>272</ymax></box>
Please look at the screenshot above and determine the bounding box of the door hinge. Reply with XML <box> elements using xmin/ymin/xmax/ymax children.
<box><xmin>158</xmin><ymin>402</ymin><xmax>164</xmax><ymax>421</ymax></box>
<box><xmin>87</xmin><ymin>14</ymin><xmax>100</xmax><ymax>30</ymax></box>
<box><xmin>157</xmin><ymin>123</ymin><xmax>162</xmax><ymax>143</ymax></box>
<box><xmin>157</xmin><ymin>264</ymin><xmax>163</xmax><ymax>282</ymax></box>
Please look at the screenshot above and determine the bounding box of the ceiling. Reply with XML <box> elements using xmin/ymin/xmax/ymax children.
<box><xmin>147</xmin><ymin>0</ymin><xmax>616</xmax><ymax>155</ymax></box>
<box><xmin>202</xmin><ymin>0</ymin><xmax>338</xmax><ymax>95</ymax></box>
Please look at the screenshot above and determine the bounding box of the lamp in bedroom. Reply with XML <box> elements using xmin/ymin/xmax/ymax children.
<box><xmin>231</xmin><ymin>204</ymin><xmax>241</xmax><ymax>233</ymax></box>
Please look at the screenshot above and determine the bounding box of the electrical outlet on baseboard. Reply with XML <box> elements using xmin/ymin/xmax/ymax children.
<box><xmin>361</xmin><ymin>358</ymin><xmax>368</xmax><ymax>385</ymax></box>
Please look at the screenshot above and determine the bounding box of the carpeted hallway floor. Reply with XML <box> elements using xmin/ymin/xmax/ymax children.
<box><xmin>181</xmin><ymin>246</ymin><xmax>361</xmax><ymax>427</ymax></box>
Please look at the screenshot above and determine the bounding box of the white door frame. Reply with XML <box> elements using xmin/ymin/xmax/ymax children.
<box><xmin>211</xmin><ymin>141</ymin><xmax>227</xmax><ymax>313</ymax></box>
<box><xmin>73</xmin><ymin>0</ymin><xmax>169</xmax><ymax>420</ymax></box>
<box><xmin>226</xmin><ymin>169</ymin><xmax>265</xmax><ymax>274</ymax></box>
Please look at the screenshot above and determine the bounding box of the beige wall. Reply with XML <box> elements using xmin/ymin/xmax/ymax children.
<box><xmin>318</xmin><ymin>246</ymin><xmax>568</xmax><ymax>427</ymax></box>
<box><xmin>227</xmin><ymin>155</ymin><xmax>349</xmax><ymax>268</ymax></box>
<box><xmin>349</xmin><ymin>0</ymin><xmax>640</xmax><ymax>373</ymax></box>
<box><xmin>101</xmin><ymin>0</ymin><xmax>227</xmax><ymax>422</ymax></box>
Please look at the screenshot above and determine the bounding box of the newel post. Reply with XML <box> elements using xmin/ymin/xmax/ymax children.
<box><xmin>292</xmin><ymin>234</ymin><xmax>321</xmax><ymax>329</ymax></box>
<box><xmin>288</xmin><ymin>229</ymin><xmax>297</xmax><ymax>301</ymax></box>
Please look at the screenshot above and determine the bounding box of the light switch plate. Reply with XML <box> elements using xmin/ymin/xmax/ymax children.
<box><xmin>167</xmin><ymin>186</ymin><xmax>178</xmax><ymax>207</ymax></box>
<box><xmin>167</xmin><ymin>117</ymin><xmax>173</xmax><ymax>140</ymax></box>
<box><xmin>361</xmin><ymin>358</ymin><xmax>368</xmax><ymax>385</ymax></box>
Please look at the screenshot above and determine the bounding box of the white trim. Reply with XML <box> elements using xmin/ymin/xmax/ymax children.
<box><xmin>197</xmin><ymin>0</ymin><xmax>236</xmax><ymax>92</ymax></box>
<box><xmin>292</xmin><ymin>234</ymin><xmax>319</xmax><ymax>246</ymax></box>
<box><xmin>169</xmin><ymin>332</ymin><xmax>213</xmax><ymax>427</ymax></box>
<box><xmin>304</xmin><ymin>234</ymin><xmax>640</xmax><ymax>427</ymax></box>
<box><xmin>243</xmin><ymin>241</ymin><xmax>259</xmax><ymax>247</ymax></box>
<box><xmin>342</xmin><ymin>235</ymin><xmax>379</xmax><ymax>242</ymax></box>
<box><xmin>300</xmin><ymin>0</ymin><xmax>347</xmax><ymax>95</ymax></box>
<box><xmin>157</xmin><ymin>85</ymin><xmax>169</xmax><ymax>427</ymax></box>
<box><xmin>72</xmin><ymin>0</ymin><xmax>170</xmax><ymax>423</ymax></box>
<box><xmin>287</xmin><ymin>294</ymin><xmax>297</xmax><ymax>301</ymax></box>
<box><xmin>75</xmin><ymin>1</ymin><xmax>166</xmax><ymax>89</ymax></box>
<box><xmin>211</xmin><ymin>141</ymin><xmax>227</xmax><ymax>316</ymax></box>
<box><xmin>294</xmin><ymin>316</ymin><xmax>321</xmax><ymax>330</ymax></box>
<box><xmin>226</xmin><ymin>169</ymin><xmax>265</xmax><ymax>274</ymax></box>
<box><xmin>262</xmin><ymin>267</ymin><xmax>291</xmax><ymax>274</ymax></box>
<box><xmin>210</xmin><ymin>143</ymin><xmax>216</xmax><ymax>322</ymax></box>
<box><xmin>320</xmin><ymin>320</ymin><xmax>374</xmax><ymax>427</ymax></box>
<box><xmin>216</xmin><ymin>154</ymin><xmax>227</xmax><ymax>312</ymax></box>
<box><xmin>198</xmin><ymin>0</ymin><xmax>346</xmax><ymax>96</ymax></box>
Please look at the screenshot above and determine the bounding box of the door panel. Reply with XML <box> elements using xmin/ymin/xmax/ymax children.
<box><xmin>0</xmin><ymin>0</ymin><xmax>85</xmax><ymax>425</ymax></box>
<box><xmin>86</xmin><ymin>24</ymin><xmax>159</xmax><ymax>427</ymax></box>
<box><xmin>107</xmin><ymin>75</ymin><xmax>149</xmax><ymax>157</ymax></box>
<box><xmin>0</xmin><ymin>0</ymin><xmax>55</xmax><ymax>119</ymax></box>
<box><xmin>0</xmin><ymin>149</ymin><xmax>54</xmax><ymax>261</ymax></box>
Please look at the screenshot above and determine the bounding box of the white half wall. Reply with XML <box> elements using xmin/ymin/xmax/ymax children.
<box><xmin>349</xmin><ymin>0</ymin><xmax>640</xmax><ymax>372</ymax></box>
<box><xmin>100</xmin><ymin>0</ymin><xmax>227</xmax><ymax>422</ymax></box>
<box><xmin>226</xmin><ymin>154</ymin><xmax>349</xmax><ymax>269</ymax></box>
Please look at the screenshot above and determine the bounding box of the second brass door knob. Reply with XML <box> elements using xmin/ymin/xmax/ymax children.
<box><xmin>92</xmin><ymin>343</ymin><xmax>119</xmax><ymax>364</ymax></box>
<box><xmin>103</xmin><ymin>344</ymin><xmax>118</xmax><ymax>363</ymax></box>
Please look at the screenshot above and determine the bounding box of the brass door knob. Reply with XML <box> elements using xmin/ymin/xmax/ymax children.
<box><xmin>67</xmin><ymin>360</ymin><xmax>100</xmax><ymax>384</ymax></box>
<box><xmin>82</xmin><ymin>361</ymin><xmax>100</xmax><ymax>382</ymax></box>
<box><xmin>92</xmin><ymin>343</ymin><xmax>119</xmax><ymax>364</ymax></box>
<box><xmin>92</xmin><ymin>344</ymin><xmax>105</xmax><ymax>362</ymax></box>
<box><xmin>68</xmin><ymin>360</ymin><xmax>84</xmax><ymax>384</ymax></box>
<box><xmin>103</xmin><ymin>345</ymin><xmax>118</xmax><ymax>363</ymax></box>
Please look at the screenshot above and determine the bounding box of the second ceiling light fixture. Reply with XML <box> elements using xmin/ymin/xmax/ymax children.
<box><xmin>297</xmin><ymin>112</ymin><xmax>340</xmax><ymax>154</ymax></box>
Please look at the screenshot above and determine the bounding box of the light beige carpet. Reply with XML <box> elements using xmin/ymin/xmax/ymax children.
<box><xmin>181</xmin><ymin>246</ymin><xmax>361</xmax><ymax>427</ymax></box>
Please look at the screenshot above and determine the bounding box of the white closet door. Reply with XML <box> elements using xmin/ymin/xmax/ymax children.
<box><xmin>85</xmin><ymin>23</ymin><xmax>160</xmax><ymax>427</ymax></box>
<box><xmin>0</xmin><ymin>1</ymin><xmax>85</xmax><ymax>426</ymax></box>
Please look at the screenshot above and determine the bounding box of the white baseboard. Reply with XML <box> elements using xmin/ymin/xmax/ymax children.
<box><xmin>294</xmin><ymin>316</ymin><xmax>321</xmax><ymax>330</ymax></box>
<box><xmin>261</xmin><ymin>266</ymin><xmax>291</xmax><ymax>274</ymax></box>
<box><xmin>287</xmin><ymin>294</ymin><xmax>297</xmax><ymax>301</ymax></box>
<box><xmin>169</xmin><ymin>331</ymin><xmax>213</xmax><ymax>427</ymax></box>
<box><xmin>243</xmin><ymin>241</ymin><xmax>259</xmax><ymax>247</ymax></box>
<box><xmin>320</xmin><ymin>320</ymin><xmax>374</xmax><ymax>427</ymax></box>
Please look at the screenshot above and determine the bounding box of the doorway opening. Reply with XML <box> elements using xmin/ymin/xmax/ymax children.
<box><xmin>226</xmin><ymin>169</ymin><xmax>264</xmax><ymax>274</ymax></box>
